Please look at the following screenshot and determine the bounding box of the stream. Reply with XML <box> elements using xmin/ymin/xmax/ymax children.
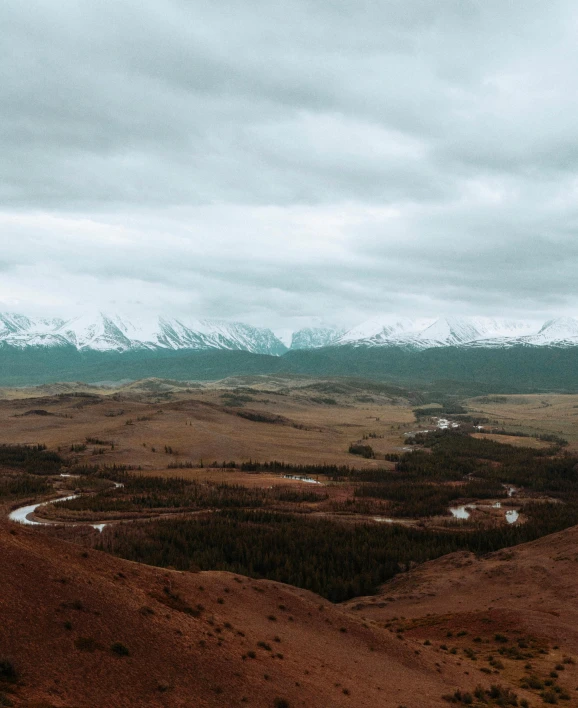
<box><xmin>8</xmin><ymin>476</ymin><xmax>124</xmax><ymax>532</ymax></box>
<box><xmin>8</xmin><ymin>493</ymin><xmax>107</xmax><ymax>531</ymax></box>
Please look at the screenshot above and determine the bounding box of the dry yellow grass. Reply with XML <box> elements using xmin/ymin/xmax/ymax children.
<box><xmin>0</xmin><ymin>377</ymin><xmax>416</xmax><ymax>473</ymax></box>
<box><xmin>467</xmin><ymin>393</ymin><xmax>578</xmax><ymax>450</ymax></box>
<box><xmin>1</xmin><ymin>379</ymin><xmax>576</xmax><ymax>478</ymax></box>
<box><xmin>471</xmin><ymin>432</ymin><xmax>551</xmax><ymax>448</ymax></box>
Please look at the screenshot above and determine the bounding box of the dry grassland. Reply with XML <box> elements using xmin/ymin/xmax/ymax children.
<box><xmin>0</xmin><ymin>377</ymin><xmax>417</xmax><ymax>474</ymax></box>
<box><xmin>468</xmin><ymin>393</ymin><xmax>578</xmax><ymax>450</ymax></box>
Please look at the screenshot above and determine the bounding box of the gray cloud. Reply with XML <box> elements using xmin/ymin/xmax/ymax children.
<box><xmin>0</xmin><ymin>0</ymin><xmax>577</xmax><ymax>328</ymax></box>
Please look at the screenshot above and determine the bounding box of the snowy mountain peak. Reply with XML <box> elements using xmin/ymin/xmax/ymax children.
<box><xmin>332</xmin><ymin>316</ymin><xmax>578</xmax><ymax>350</ymax></box>
<box><xmin>338</xmin><ymin>317</ymin><xmax>433</xmax><ymax>345</ymax></box>
<box><xmin>0</xmin><ymin>312</ymin><xmax>287</xmax><ymax>355</ymax></box>
<box><xmin>415</xmin><ymin>317</ymin><xmax>537</xmax><ymax>346</ymax></box>
<box><xmin>526</xmin><ymin>317</ymin><xmax>578</xmax><ymax>345</ymax></box>
<box><xmin>291</xmin><ymin>327</ymin><xmax>345</xmax><ymax>350</ymax></box>
<box><xmin>417</xmin><ymin>317</ymin><xmax>482</xmax><ymax>345</ymax></box>
<box><xmin>2</xmin><ymin>312</ymin><xmax>578</xmax><ymax>354</ymax></box>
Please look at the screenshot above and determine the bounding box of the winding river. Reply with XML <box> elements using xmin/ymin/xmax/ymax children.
<box><xmin>8</xmin><ymin>493</ymin><xmax>108</xmax><ymax>531</ymax></box>
<box><xmin>8</xmin><ymin>477</ymin><xmax>124</xmax><ymax>532</ymax></box>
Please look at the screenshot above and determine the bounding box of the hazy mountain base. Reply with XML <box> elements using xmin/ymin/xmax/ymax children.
<box><xmin>2</xmin><ymin>343</ymin><xmax>578</xmax><ymax>392</ymax></box>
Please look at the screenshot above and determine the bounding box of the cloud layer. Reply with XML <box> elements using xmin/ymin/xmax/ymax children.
<box><xmin>1</xmin><ymin>0</ymin><xmax>577</xmax><ymax>329</ymax></box>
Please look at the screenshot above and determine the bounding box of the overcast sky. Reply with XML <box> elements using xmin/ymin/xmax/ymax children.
<box><xmin>1</xmin><ymin>0</ymin><xmax>577</xmax><ymax>331</ymax></box>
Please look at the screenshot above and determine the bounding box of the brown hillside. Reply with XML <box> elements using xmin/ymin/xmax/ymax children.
<box><xmin>345</xmin><ymin>525</ymin><xmax>578</xmax><ymax>705</ymax></box>
<box><xmin>1</xmin><ymin>521</ymin><xmax>473</xmax><ymax>708</ymax></box>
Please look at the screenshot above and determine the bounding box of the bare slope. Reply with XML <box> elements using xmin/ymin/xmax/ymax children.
<box><xmin>345</xmin><ymin>525</ymin><xmax>578</xmax><ymax>705</ymax></box>
<box><xmin>1</xmin><ymin>522</ymin><xmax>473</xmax><ymax>708</ymax></box>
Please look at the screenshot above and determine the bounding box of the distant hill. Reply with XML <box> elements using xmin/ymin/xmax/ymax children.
<box><xmin>281</xmin><ymin>344</ymin><xmax>578</xmax><ymax>392</ymax></box>
<box><xmin>2</xmin><ymin>342</ymin><xmax>578</xmax><ymax>391</ymax></box>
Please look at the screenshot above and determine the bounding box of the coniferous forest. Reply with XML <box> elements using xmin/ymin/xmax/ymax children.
<box><xmin>6</xmin><ymin>430</ymin><xmax>578</xmax><ymax>602</ymax></box>
<box><xmin>63</xmin><ymin>431</ymin><xmax>578</xmax><ymax>601</ymax></box>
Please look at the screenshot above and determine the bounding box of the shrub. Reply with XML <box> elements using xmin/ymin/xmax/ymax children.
<box><xmin>527</xmin><ymin>675</ymin><xmax>544</xmax><ymax>689</ymax></box>
<box><xmin>0</xmin><ymin>660</ymin><xmax>16</xmax><ymax>682</ymax></box>
<box><xmin>348</xmin><ymin>443</ymin><xmax>375</xmax><ymax>459</ymax></box>
<box><xmin>487</xmin><ymin>684</ymin><xmax>519</xmax><ymax>704</ymax></box>
<box><xmin>110</xmin><ymin>642</ymin><xmax>130</xmax><ymax>656</ymax></box>
<box><xmin>274</xmin><ymin>699</ymin><xmax>289</xmax><ymax>708</ymax></box>
<box><xmin>442</xmin><ymin>689</ymin><xmax>473</xmax><ymax>704</ymax></box>
<box><xmin>75</xmin><ymin>637</ymin><xmax>99</xmax><ymax>652</ymax></box>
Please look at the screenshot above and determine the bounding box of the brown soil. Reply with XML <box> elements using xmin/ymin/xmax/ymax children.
<box><xmin>4</xmin><ymin>381</ymin><xmax>578</xmax><ymax>705</ymax></box>
<box><xmin>345</xmin><ymin>525</ymin><xmax>578</xmax><ymax>705</ymax></box>
<box><xmin>1</xmin><ymin>521</ymin><xmax>473</xmax><ymax>708</ymax></box>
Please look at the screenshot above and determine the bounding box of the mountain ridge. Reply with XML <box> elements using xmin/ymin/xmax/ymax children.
<box><xmin>0</xmin><ymin>312</ymin><xmax>287</xmax><ymax>356</ymax></box>
<box><xmin>3</xmin><ymin>312</ymin><xmax>578</xmax><ymax>355</ymax></box>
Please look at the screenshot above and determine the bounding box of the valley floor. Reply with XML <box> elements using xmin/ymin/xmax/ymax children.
<box><xmin>3</xmin><ymin>377</ymin><xmax>578</xmax><ymax>706</ymax></box>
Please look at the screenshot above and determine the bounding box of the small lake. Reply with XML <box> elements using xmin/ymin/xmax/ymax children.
<box><xmin>283</xmin><ymin>475</ymin><xmax>322</xmax><ymax>485</ymax></box>
<box><xmin>449</xmin><ymin>505</ymin><xmax>476</xmax><ymax>519</ymax></box>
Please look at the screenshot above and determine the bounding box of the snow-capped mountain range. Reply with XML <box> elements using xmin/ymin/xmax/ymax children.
<box><xmin>2</xmin><ymin>312</ymin><xmax>578</xmax><ymax>354</ymax></box>
<box><xmin>293</xmin><ymin>316</ymin><xmax>578</xmax><ymax>350</ymax></box>
<box><xmin>0</xmin><ymin>313</ymin><xmax>286</xmax><ymax>355</ymax></box>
